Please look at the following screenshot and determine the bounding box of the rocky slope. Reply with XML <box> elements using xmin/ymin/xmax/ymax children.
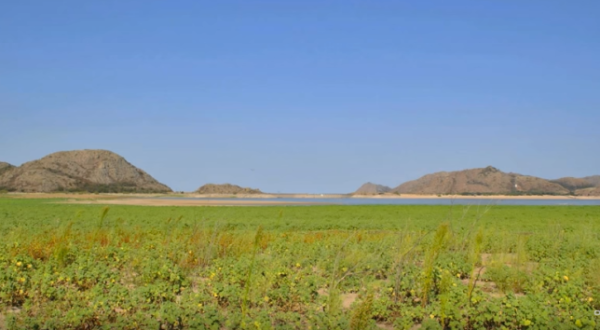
<box><xmin>195</xmin><ymin>183</ymin><xmax>262</xmax><ymax>195</ymax></box>
<box><xmin>354</xmin><ymin>182</ymin><xmax>392</xmax><ymax>195</ymax></box>
<box><xmin>582</xmin><ymin>175</ymin><xmax>600</xmax><ymax>187</ymax></box>
<box><xmin>0</xmin><ymin>150</ymin><xmax>171</xmax><ymax>193</ymax></box>
<box><xmin>391</xmin><ymin>166</ymin><xmax>570</xmax><ymax>195</ymax></box>
<box><xmin>0</xmin><ymin>162</ymin><xmax>14</xmax><ymax>176</ymax></box>
<box><xmin>574</xmin><ymin>186</ymin><xmax>600</xmax><ymax>196</ymax></box>
<box><xmin>573</xmin><ymin>176</ymin><xmax>600</xmax><ymax>196</ymax></box>
<box><xmin>551</xmin><ymin>177</ymin><xmax>595</xmax><ymax>192</ymax></box>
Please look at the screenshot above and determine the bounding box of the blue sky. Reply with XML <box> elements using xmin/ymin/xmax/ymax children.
<box><xmin>1</xmin><ymin>1</ymin><xmax>599</xmax><ymax>193</ymax></box>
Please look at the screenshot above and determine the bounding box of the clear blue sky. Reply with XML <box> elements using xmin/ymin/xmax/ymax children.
<box><xmin>1</xmin><ymin>1</ymin><xmax>599</xmax><ymax>193</ymax></box>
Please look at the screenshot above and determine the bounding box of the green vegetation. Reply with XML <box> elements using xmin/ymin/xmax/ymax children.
<box><xmin>53</xmin><ymin>182</ymin><xmax>168</xmax><ymax>194</ymax></box>
<box><xmin>0</xmin><ymin>198</ymin><xmax>599</xmax><ymax>329</ymax></box>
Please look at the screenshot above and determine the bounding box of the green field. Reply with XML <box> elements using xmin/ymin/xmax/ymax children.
<box><xmin>1</xmin><ymin>198</ymin><xmax>599</xmax><ymax>329</ymax></box>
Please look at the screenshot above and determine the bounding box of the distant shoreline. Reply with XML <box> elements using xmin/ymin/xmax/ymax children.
<box><xmin>4</xmin><ymin>192</ymin><xmax>600</xmax><ymax>200</ymax></box>
<box><xmin>184</xmin><ymin>193</ymin><xmax>600</xmax><ymax>200</ymax></box>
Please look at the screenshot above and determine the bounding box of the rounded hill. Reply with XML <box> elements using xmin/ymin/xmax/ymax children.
<box><xmin>391</xmin><ymin>166</ymin><xmax>569</xmax><ymax>195</ymax></box>
<box><xmin>195</xmin><ymin>183</ymin><xmax>262</xmax><ymax>195</ymax></box>
<box><xmin>0</xmin><ymin>150</ymin><xmax>171</xmax><ymax>193</ymax></box>
<box><xmin>354</xmin><ymin>182</ymin><xmax>392</xmax><ymax>195</ymax></box>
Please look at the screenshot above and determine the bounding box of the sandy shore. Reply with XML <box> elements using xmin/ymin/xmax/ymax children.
<box><xmin>349</xmin><ymin>194</ymin><xmax>600</xmax><ymax>200</ymax></box>
<box><xmin>179</xmin><ymin>193</ymin><xmax>600</xmax><ymax>200</ymax></box>
<box><xmin>5</xmin><ymin>192</ymin><xmax>600</xmax><ymax>200</ymax></box>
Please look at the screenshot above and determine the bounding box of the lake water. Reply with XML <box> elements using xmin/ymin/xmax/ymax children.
<box><xmin>158</xmin><ymin>197</ymin><xmax>600</xmax><ymax>206</ymax></box>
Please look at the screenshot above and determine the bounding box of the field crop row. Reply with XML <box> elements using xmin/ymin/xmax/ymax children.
<box><xmin>0</xmin><ymin>199</ymin><xmax>598</xmax><ymax>329</ymax></box>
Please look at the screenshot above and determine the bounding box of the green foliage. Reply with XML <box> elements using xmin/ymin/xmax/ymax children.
<box><xmin>350</xmin><ymin>293</ymin><xmax>374</xmax><ymax>330</ymax></box>
<box><xmin>0</xmin><ymin>198</ymin><xmax>598</xmax><ymax>329</ymax></box>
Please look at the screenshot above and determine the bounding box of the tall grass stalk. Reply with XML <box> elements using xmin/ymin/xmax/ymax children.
<box><xmin>467</xmin><ymin>229</ymin><xmax>484</xmax><ymax>304</ymax></box>
<box><xmin>241</xmin><ymin>226</ymin><xmax>263</xmax><ymax>328</ymax></box>
<box><xmin>421</xmin><ymin>223</ymin><xmax>449</xmax><ymax>307</ymax></box>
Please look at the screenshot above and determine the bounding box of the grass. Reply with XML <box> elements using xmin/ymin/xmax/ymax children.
<box><xmin>0</xmin><ymin>198</ymin><xmax>599</xmax><ymax>329</ymax></box>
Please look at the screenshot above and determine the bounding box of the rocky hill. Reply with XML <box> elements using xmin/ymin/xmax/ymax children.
<box><xmin>0</xmin><ymin>150</ymin><xmax>171</xmax><ymax>193</ymax></box>
<box><xmin>572</xmin><ymin>176</ymin><xmax>600</xmax><ymax>196</ymax></box>
<box><xmin>574</xmin><ymin>186</ymin><xmax>600</xmax><ymax>196</ymax></box>
<box><xmin>0</xmin><ymin>162</ymin><xmax>14</xmax><ymax>176</ymax></box>
<box><xmin>583</xmin><ymin>176</ymin><xmax>600</xmax><ymax>187</ymax></box>
<box><xmin>391</xmin><ymin>166</ymin><xmax>570</xmax><ymax>195</ymax></box>
<box><xmin>195</xmin><ymin>183</ymin><xmax>262</xmax><ymax>195</ymax></box>
<box><xmin>354</xmin><ymin>182</ymin><xmax>392</xmax><ymax>195</ymax></box>
<box><xmin>551</xmin><ymin>177</ymin><xmax>595</xmax><ymax>192</ymax></box>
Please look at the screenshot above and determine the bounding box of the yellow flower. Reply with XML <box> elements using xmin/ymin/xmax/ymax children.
<box><xmin>16</xmin><ymin>262</ymin><xmax>22</xmax><ymax>267</ymax></box>
<box><xmin>197</xmin><ymin>303</ymin><xmax>203</xmax><ymax>308</ymax></box>
<box><xmin>27</xmin><ymin>264</ymin><xmax>32</xmax><ymax>269</ymax></box>
<box><xmin>429</xmin><ymin>314</ymin><xmax>435</xmax><ymax>319</ymax></box>
<box><xmin>563</xmin><ymin>276</ymin><xmax>569</xmax><ymax>281</ymax></box>
<box><xmin>296</xmin><ymin>263</ymin><xmax>301</xmax><ymax>268</ymax></box>
<box><xmin>456</xmin><ymin>273</ymin><xmax>461</xmax><ymax>278</ymax></box>
<box><xmin>264</xmin><ymin>296</ymin><xmax>269</xmax><ymax>302</ymax></box>
<box><xmin>588</xmin><ymin>297</ymin><xmax>593</xmax><ymax>302</ymax></box>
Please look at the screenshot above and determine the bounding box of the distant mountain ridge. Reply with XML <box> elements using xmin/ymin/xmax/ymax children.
<box><xmin>195</xmin><ymin>183</ymin><xmax>262</xmax><ymax>195</ymax></box>
<box><xmin>0</xmin><ymin>150</ymin><xmax>171</xmax><ymax>193</ymax></box>
<box><xmin>357</xmin><ymin>166</ymin><xmax>600</xmax><ymax>196</ymax></box>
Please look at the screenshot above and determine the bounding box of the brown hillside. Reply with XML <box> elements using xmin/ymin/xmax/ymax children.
<box><xmin>551</xmin><ymin>177</ymin><xmax>595</xmax><ymax>191</ymax></box>
<box><xmin>574</xmin><ymin>186</ymin><xmax>600</xmax><ymax>196</ymax></box>
<box><xmin>0</xmin><ymin>162</ymin><xmax>14</xmax><ymax>176</ymax></box>
<box><xmin>0</xmin><ymin>150</ymin><xmax>171</xmax><ymax>193</ymax></box>
<box><xmin>354</xmin><ymin>182</ymin><xmax>392</xmax><ymax>195</ymax></box>
<box><xmin>582</xmin><ymin>176</ymin><xmax>600</xmax><ymax>187</ymax></box>
<box><xmin>195</xmin><ymin>183</ymin><xmax>262</xmax><ymax>195</ymax></box>
<box><xmin>391</xmin><ymin>166</ymin><xmax>569</xmax><ymax>195</ymax></box>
